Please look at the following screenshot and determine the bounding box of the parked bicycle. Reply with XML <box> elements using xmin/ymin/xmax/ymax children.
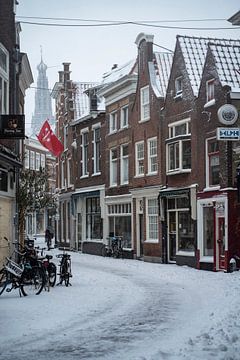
<box><xmin>56</xmin><ymin>250</ymin><xmax>72</xmax><ymax>287</ymax></box>
<box><xmin>0</xmin><ymin>237</ymin><xmax>45</xmax><ymax>297</ymax></box>
<box><xmin>35</xmin><ymin>246</ymin><xmax>57</xmax><ymax>291</ymax></box>
<box><xmin>101</xmin><ymin>236</ymin><xmax>124</xmax><ymax>258</ymax></box>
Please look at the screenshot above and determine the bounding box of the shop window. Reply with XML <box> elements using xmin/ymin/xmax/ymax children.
<box><xmin>203</xmin><ymin>206</ymin><xmax>214</xmax><ymax>256</ymax></box>
<box><xmin>86</xmin><ymin>197</ymin><xmax>102</xmax><ymax>240</ymax></box>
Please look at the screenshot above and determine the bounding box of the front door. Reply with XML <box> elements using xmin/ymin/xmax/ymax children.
<box><xmin>217</xmin><ymin>216</ymin><xmax>225</xmax><ymax>270</ymax></box>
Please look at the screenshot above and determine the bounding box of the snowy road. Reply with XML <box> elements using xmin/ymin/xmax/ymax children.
<box><xmin>1</xmin><ymin>244</ymin><xmax>240</xmax><ymax>360</ymax></box>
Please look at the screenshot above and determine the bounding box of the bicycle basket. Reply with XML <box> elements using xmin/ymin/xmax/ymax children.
<box><xmin>5</xmin><ymin>258</ymin><xmax>23</xmax><ymax>278</ymax></box>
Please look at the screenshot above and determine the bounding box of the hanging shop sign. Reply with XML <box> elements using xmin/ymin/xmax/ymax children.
<box><xmin>217</xmin><ymin>104</ymin><xmax>238</xmax><ymax>125</ymax></box>
<box><xmin>217</xmin><ymin>127</ymin><xmax>240</xmax><ymax>140</ymax></box>
<box><xmin>0</xmin><ymin>115</ymin><xmax>25</xmax><ymax>139</ymax></box>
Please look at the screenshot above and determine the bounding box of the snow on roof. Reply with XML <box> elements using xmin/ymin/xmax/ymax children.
<box><xmin>209</xmin><ymin>43</ymin><xmax>240</xmax><ymax>91</ymax></box>
<box><xmin>74</xmin><ymin>82</ymin><xmax>99</xmax><ymax>119</ymax></box>
<box><xmin>151</xmin><ymin>52</ymin><xmax>173</xmax><ymax>97</ymax></box>
<box><xmin>177</xmin><ymin>35</ymin><xmax>240</xmax><ymax>96</ymax></box>
<box><xmin>101</xmin><ymin>59</ymin><xmax>137</xmax><ymax>85</ymax></box>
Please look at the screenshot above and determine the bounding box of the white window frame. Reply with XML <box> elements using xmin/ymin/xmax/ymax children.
<box><xmin>146</xmin><ymin>198</ymin><xmax>158</xmax><ymax>242</ymax></box>
<box><xmin>40</xmin><ymin>154</ymin><xmax>45</xmax><ymax>169</ymax></box>
<box><xmin>92</xmin><ymin>124</ymin><xmax>101</xmax><ymax>175</ymax></box>
<box><xmin>120</xmin><ymin>143</ymin><xmax>129</xmax><ymax>185</ymax></box>
<box><xmin>206</xmin><ymin>79</ymin><xmax>215</xmax><ymax>103</ymax></box>
<box><xmin>110</xmin><ymin>148</ymin><xmax>118</xmax><ymax>187</ymax></box>
<box><xmin>109</xmin><ymin>111</ymin><xmax>117</xmax><ymax>134</ymax></box>
<box><xmin>81</xmin><ymin>128</ymin><xmax>89</xmax><ymax>178</ymax></box>
<box><xmin>35</xmin><ymin>153</ymin><xmax>40</xmax><ymax>171</ymax></box>
<box><xmin>147</xmin><ymin>137</ymin><xmax>158</xmax><ymax>175</ymax></box>
<box><xmin>140</xmin><ymin>85</ymin><xmax>150</xmax><ymax>122</ymax></box>
<box><xmin>205</xmin><ymin>137</ymin><xmax>220</xmax><ymax>190</ymax></box>
<box><xmin>166</xmin><ymin>119</ymin><xmax>191</xmax><ymax>174</ymax></box>
<box><xmin>120</xmin><ymin>105</ymin><xmax>128</xmax><ymax>129</ymax></box>
<box><xmin>135</xmin><ymin>141</ymin><xmax>144</xmax><ymax>177</ymax></box>
<box><xmin>30</xmin><ymin>151</ymin><xmax>35</xmax><ymax>170</ymax></box>
<box><xmin>175</xmin><ymin>76</ymin><xmax>183</xmax><ymax>97</ymax></box>
<box><xmin>0</xmin><ymin>43</ymin><xmax>9</xmax><ymax>114</ymax></box>
<box><xmin>25</xmin><ymin>150</ymin><xmax>29</xmax><ymax>169</ymax></box>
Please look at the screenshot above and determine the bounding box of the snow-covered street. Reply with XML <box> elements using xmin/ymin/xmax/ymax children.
<box><xmin>1</xmin><ymin>240</ymin><xmax>240</xmax><ymax>360</ymax></box>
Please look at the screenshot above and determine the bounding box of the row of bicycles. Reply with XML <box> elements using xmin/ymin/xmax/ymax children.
<box><xmin>0</xmin><ymin>237</ymin><xmax>72</xmax><ymax>297</ymax></box>
<box><xmin>101</xmin><ymin>236</ymin><xmax>125</xmax><ymax>258</ymax></box>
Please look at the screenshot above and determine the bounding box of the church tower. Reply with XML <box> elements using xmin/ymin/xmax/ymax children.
<box><xmin>31</xmin><ymin>53</ymin><xmax>54</xmax><ymax>136</ymax></box>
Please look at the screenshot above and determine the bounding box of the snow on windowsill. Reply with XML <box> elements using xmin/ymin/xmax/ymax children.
<box><xmin>204</xmin><ymin>99</ymin><xmax>215</xmax><ymax>108</ymax></box>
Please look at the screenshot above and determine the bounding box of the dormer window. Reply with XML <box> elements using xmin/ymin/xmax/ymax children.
<box><xmin>175</xmin><ymin>76</ymin><xmax>183</xmax><ymax>97</ymax></box>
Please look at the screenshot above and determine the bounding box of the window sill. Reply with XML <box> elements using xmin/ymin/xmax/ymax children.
<box><xmin>108</xmin><ymin>130</ymin><xmax>117</xmax><ymax>135</ymax></box>
<box><xmin>147</xmin><ymin>172</ymin><xmax>158</xmax><ymax>177</ymax></box>
<box><xmin>200</xmin><ymin>256</ymin><xmax>213</xmax><ymax>263</ymax></box>
<box><xmin>80</xmin><ymin>175</ymin><xmax>89</xmax><ymax>179</ymax></box>
<box><xmin>204</xmin><ymin>99</ymin><xmax>215</xmax><ymax>108</ymax></box>
<box><xmin>139</xmin><ymin>118</ymin><xmax>150</xmax><ymax>124</ymax></box>
<box><xmin>167</xmin><ymin>169</ymin><xmax>191</xmax><ymax>176</ymax></box>
<box><xmin>144</xmin><ymin>239</ymin><xmax>158</xmax><ymax>244</ymax></box>
<box><xmin>109</xmin><ymin>184</ymin><xmax>118</xmax><ymax>188</ymax></box>
<box><xmin>134</xmin><ymin>174</ymin><xmax>145</xmax><ymax>178</ymax></box>
<box><xmin>92</xmin><ymin>172</ymin><xmax>101</xmax><ymax>177</ymax></box>
<box><xmin>176</xmin><ymin>251</ymin><xmax>195</xmax><ymax>257</ymax></box>
<box><xmin>173</xmin><ymin>93</ymin><xmax>183</xmax><ymax>100</ymax></box>
<box><xmin>203</xmin><ymin>185</ymin><xmax>220</xmax><ymax>192</ymax></box>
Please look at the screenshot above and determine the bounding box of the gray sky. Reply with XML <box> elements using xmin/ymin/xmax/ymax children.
<box><xmin>16</xmin><ymin>0</ymin><xmax>240</xmax><ymax>130</ymax></box>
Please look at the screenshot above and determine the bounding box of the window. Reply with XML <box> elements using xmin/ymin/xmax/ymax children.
<box><xmin>64</xmin><ymin>125</ymin><xmax>68</xmax><ymax>149</ymax></box>
<box><xmin>25</xmin><ymin>150</ymin><xmax>29</xmax><ymax>169</ymax></box>
<box><xmin>40</xmin><ymin>154</ymin><xmax>45</xmax><ymax>169</ymax></box>
<box><xmin>120</xmin><ymin>144</ymin><xmax>129</xmax><ymax>185</ymax></box>
<box><xmin>108</xmin><ymin>203</ymin><xmax>132</xmax><ymax>248</ymax></box>
<box><xmin>147</xmin><ymin>199</ymin><xmax>158</xmax><ymax>241</ymax></box>
<box><xmin>110</xmin><ymin>148</ymin><xmax>118</xmax><ymax>186</ymax></box>
<box><xmin>167</xmin><ymin>119</ymin><xmax>191</xmax><ymax>173</ymax></box>
<box><xmin>203</xmin><ymin>205</ymin><xmax>214</xmax><ymax>256</ymax></box>
<box><xmin>207</xmin><ymin>139</ymin><xmax>219</xmax><ymax>187</ymax></box>
<box><xmin>35</xmin><ymin>153</ymin><xmax>40</xmax><ymax>170</ymax></box>
<box><xmin>81</xmin><ymin>131</ymin><xmax>89</xmax><ymax>176</ymax></box>
<box><xmin>0</xmin><ymin>168</ymin><xmax>8</xmax><ymax>192</ymax></box>
<box><xmin>148</xmin><ymin>137</ymin><xmax>158</xmax><ymax>174</ymax></box>
<box><xmin>175</xmin><ymin>76</ymin><xmax>183</xmax><ymax>96</ymax></box>
<box><xmin>0</xmin><ymin>43</ymin><xmax>9</xmax><ymax>114</ymax></box>
<box><xmin>135</xmin><ymin>141</ymin><xmax>144</xmax><ymax>176</ymax></box>
<box><xmin>30</xmin><ymin>151</ymin><xmax>35</xmax><ymax>170</ymax></box>
<box><xmin>120</xmin><ymin>106</ymin><xmax>128</xmax><ymax>128</ymax></box>
<box><xmin>140</xmin><ymin>86</ymin><xmax>150</xmax><ymax>121</ymax></box>
<box><xmin>109</xmin><ymin>111</ymin><xmax>117</xmax><ymax>133</ymax></box>
<box><xmin>93</xmin><ymin>126</ymin><xmax>101</xmax><ymax>174</ymax></box>
<box><xmin>206</xmin><ymin>79</ymin><xmax>215</xmax><ymax>102</ymax></box>
<box><xmin>86</xmin><ymin>197</ymin><xmax>102</xmax><ymax>240</ymax></box>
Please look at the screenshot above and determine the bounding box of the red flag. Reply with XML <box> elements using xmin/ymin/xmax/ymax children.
<box><xmin>37</xmin><ymin>120</ymin><xmax>64</xmax><ymax>157</ymax></box>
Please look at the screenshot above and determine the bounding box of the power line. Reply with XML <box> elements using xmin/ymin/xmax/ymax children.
<box><xmin>17</xmin><ymin>15</ymin><xmax>227</xmax><ymax>23</ymax></box>
<box><xmin>17</xmin><ymin>18</ymin><xmax>240</xmax><ymax>30</ymax></box>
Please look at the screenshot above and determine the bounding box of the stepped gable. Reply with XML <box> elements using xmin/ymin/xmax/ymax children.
<box><xmin>208</xmin><ymin>42</ymin><xmax>240</xmax><ymax>91</ymax></box>
<box><xmin>177</xmin><ymin>35</ymin><xmax>240</xmax><ymax>96</ymax></box>
<box><xmin>151</xmin><ymin>52</ymin><xmax>173</xmax><ymax>98</ymax></box>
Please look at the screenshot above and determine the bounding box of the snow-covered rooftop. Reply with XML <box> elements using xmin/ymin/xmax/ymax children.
<box><xmin>209</xmin><ymin>43</ymin><xmax>240</xmax><ymax>91</ymax></box>
<box><xmin>152</xmin><ymin>52</ymin><xmax>173</xmax><ymax>97</ymax></box>
<box><xmin>101</xmin><ymin>59</ymin><xmax>137</xmax><ymax>85</ymax></box>
<box><xmin>73</xmin><ymin>82</ymin><xmax>99</xmax><ymax>119</ymax></box>
<box><xmin>178</xmin><ymin>35</ymin><xmax>240</xmax><ymax>95</ymax></box>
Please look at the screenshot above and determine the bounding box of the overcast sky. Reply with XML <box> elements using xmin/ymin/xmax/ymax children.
<box><xmin>16</xmin><ymin>0</ymin><xmax>240</xmax><ymax>131</ymax></box>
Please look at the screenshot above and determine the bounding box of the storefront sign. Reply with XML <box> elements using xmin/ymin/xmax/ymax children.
<box><xmin>217</xmin><ymin>127</ymin><xmax>240</xmax><ymax>140</ymax></box>
<box><xmin>217</xmin><ymin>104</ymin><xmax>238</xmax><ymax>125</ymax></box>
<box><xmin>0</xmin><ymin>115</ymin><xmax>25</xmax><ymax>139</ymax></box>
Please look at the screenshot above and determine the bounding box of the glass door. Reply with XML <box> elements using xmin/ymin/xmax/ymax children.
<box><xmin>168</xmin><ymin>212</ymin><xmax>176</xmax><ymax>262</ymax></box>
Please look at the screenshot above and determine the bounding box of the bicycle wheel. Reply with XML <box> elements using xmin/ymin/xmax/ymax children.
<box><xmin>48</xmin><ymin>262</ymin><xmax>57</xmax><ymax>287</ymax></box>
<box><xmin>21</xmin><ymin>266</ymin><xmax>44</xmax><ymax>296</ymax></box>
<box><xmin>101</xmin><ymin>246</ymin><xmax>107</xmax><ymax>257</ymax></box>
<box><xmin>0</xmin><ymin>269</ymin><xmax>9</xmax><ymax>295</ymax></box>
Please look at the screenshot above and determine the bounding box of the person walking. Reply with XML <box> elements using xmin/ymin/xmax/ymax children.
<box><xmin>45</xmin><ymin>228</ymin><xmax>52</xmax><ymax>250</ymax></box>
